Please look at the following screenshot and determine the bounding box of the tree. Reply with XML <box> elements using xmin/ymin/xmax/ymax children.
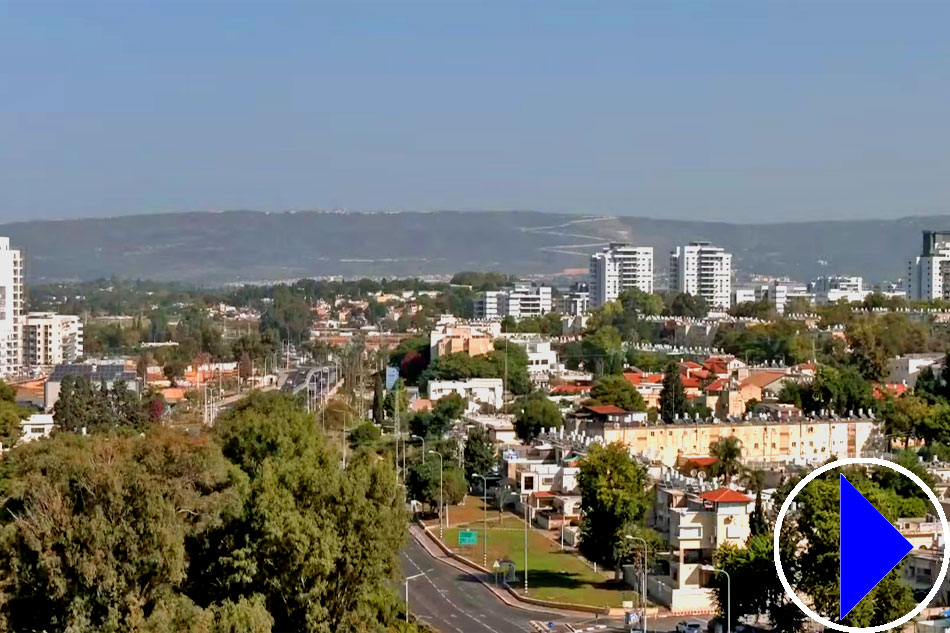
<box><xmin>463</xmin><ymin>427</ymin><xmax>496</xmax><ymax>484</ymax></box>
<box><xmin>409</xmin><ymin>393</ymin><xmax>466</xmax><ymax>439</ymax></box>
<box><xmin>372</xmin><ymin>371</ymin><xmax>385</xmax><ymax>423</ymax></box>
<box><xmin>712</xmin><ymin>534</ymin><xmax>804</xmax><ymax>633</ymax></box>
<box><xmin>198</xmin><ymin>392</ymin><xmax>411</xmax><ymax>632</ymax></box>
<box><xmin>383</xmin><ymin>378</ymin><xmax>409</xmax><ymax>419</ymax></box>
<box><xmin>589</xmin><ymin>375</ymin><xmax>647</xmax><ymax>412</ymax></box>
<box><xmin>514</xmin><ymin>393</ymin><xmax>562</xmax><ymax>442</ymax></box>
<box><xmin>709</xmin><ymin>436</ymin><xmax>743</xmax><ymax>482</ymax></box>
<box><xmin>577</xmin><ymin>442</ymin><xmax>651</xmax><ymax>566</ymax></box>
<box><xmin>659</xmin><ymin>362</ymin><xmax>687</xmax><ymax>422</ymax></box>
<box><xmin>749</xmin><ymin>490</ymin><xmax>768</xmax><ymax>537</ymax></box>
<box><xmin>350</xmin><ymin>421</ymin><xmax>382</xmax><ymax>448</ymax></box>
<box><xmin>0</xmin><ymin>428</ymin><xmax>249</xmax><ymax>633</ymax></box>
<box><xmin>668</xmin><ymin>292</ymin><xmax>708</xmax><ymax>318</ymax></box>
<box><xmin>407</xmin><ymin>458</ymin><xmax>466</xmax><ymax>512</ymax></box>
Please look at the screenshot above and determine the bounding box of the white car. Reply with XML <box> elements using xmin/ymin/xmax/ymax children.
<box><xmin>676</xmin><ymin>622</ymin><xmax>702</xmax><ymax>633</ymax></box>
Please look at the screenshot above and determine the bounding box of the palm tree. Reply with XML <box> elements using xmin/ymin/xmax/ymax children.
<box><xmin>709</xmin><ymin>436</ymin><xmax>743</xmax><ymax>483</ymax></box>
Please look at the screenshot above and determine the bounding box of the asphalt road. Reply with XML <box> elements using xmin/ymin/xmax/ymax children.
<box><xmin>400</xmin><ymin>533</ymin><xmax>712</xmax><ymax>633</ymax></box>
<box><xmin>401</xmin><ymin>535</ymin><xmax>597</xmax><ymax>633</ymax></box>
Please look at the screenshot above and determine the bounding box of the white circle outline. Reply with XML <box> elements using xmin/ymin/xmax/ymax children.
<box><xmin>773</xmin><ymin>457</ymin><xmax>950</xmax><ymax>633</ymax></box>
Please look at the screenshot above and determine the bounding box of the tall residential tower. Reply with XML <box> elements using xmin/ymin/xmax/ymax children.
<box><xmin>589</xmin><ymin>243</ymin><xmax>654</xmax><ymax>308</ymax></box>
<box><xmin>669</xmin><ymin>241</ymin><xmax>732</xmax><ymax>311</ymax></box>
<box><xmin>0</xmin><ymin>238</ymin><xmax>24</xmax><ymax>376</ymax></box>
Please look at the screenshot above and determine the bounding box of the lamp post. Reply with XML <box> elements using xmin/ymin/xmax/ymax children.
<box><xmin>702</xmin><ymin>565</ymin><xmax>731</xmax><ymax>633</ymax></box>
<box><xmin>404</xmin><ymin>572</ymin><xmax>426</xmax><ymax>622</ymax></box>
<box><xmin>428</xmin><ymin>450</ymin><xmax>444</xmax><ymax>539</ymax></box>
<box><xmin>625</xmin><ymin>535</ymin><xmax>649</xmax><ymax>633</ymax></box>
<box><xmin>411</xmin><ymin>434</ymin><xmax>426</xmax><ymax>458</ymax></box>
<box><xmin>474</xmin><ymin>473</ymin><xmax>488</xmax><ymax>567</ymax></box>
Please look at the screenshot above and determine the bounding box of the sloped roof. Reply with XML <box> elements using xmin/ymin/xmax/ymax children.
<box><xmin>700</xmin><ymin>488</ymin><xmax>753</xmax><ymax>504</ymax></box>
<box><xmin>687</xmin><ymin>456</ymin><xmax>719</xmax><ymax>467</ymax></box>
<box><xmin>586</xmin><ymin>405</ymin><xmax>629</xmax><ymax>415</ymax></box>
<box><xmin>740</xmin><ymin>371</ymin><xmax>789</xmax><ymax>389</ymax></box>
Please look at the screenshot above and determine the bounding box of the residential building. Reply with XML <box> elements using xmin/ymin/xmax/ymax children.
<box><xmin>908</xmin><ymin>230</ymin><xmax>950</xmax><ymax>301</ymax></box>
<box><xmin>568</xmin><ymin>415</ymin><xmax>882</xmax><ymax>467</ymax></box>
<box><xmin>809</xmin><ymin>276</ymin><xmax>869</xmax><ymax>305</ymax></box>
<box><xmin>887</xmin><ymin>353</ymin><xmax>944</xmax><ymax>387</ymax></box>
<box><xmin>810</xmin><ymin>275</ymin><xmax>864</xmax><ymax>294</ymax></box>
<box><xmin>523</xmin><ymin>339</ymin><xmax>558</xmax><ymax>382</ymax></box>
<box><xmin>18</xmin><ymin>413</ymin><xmax>54</xmax><ymax>444</ymax></box>
<box><xmin>645</xmin><ymin>485</ymin><xmax>753</xmax><ymax>612</ymax></box>
<box><xmin>559</xmin><ymin>282</ymin><xmax>590</xmax><ymax>315</ymax></box>
<box><xmin>429</xmin><ymin>322</ymin><xmax>497</xmax><ymax>360</ymax></box>
<box><xmin>589</xmin><ymin>243</ymin><xmax>654</xmax><ymax>308</ymax></box>
<box><xmin>427</xmin><ymin>378</ymin><xmax>504</xmax><ymax>412</ymax></box>
<box><xmin>754</xmin><ymin>281</ymin><xmax>813</xmax><ymax>314</ymax></box>
<box><xmin>731</xmin><ymin>287</ymin><xmax>756</xmax><ymax>306</ymax></box>
<box><xmin>669</xmin><ymin>242</ymin><xmax>732</xmax><ymax>311</ymax></box>
<box><xmin>44</xmin><ymin>362</ymin><xmax>141</xmax><ymax>412</ymax></box>
<box><xmin>473</xmin><ymin>283</ymin><xmax>553</xmax><ymax>320</ymax></box>
<box><xmin>0</xmin><ymin>237</ymin><xmax>24</xmax><ymax>377</ymax></box>
<box><xmin>904</xmin><ymin>549</ymin><xmax>950</xmax><ymax>607</ymax></box>
<box><xmin>25</xmin><ymin>312</ymin><xmax>84</xmax><ymax>369</ymax></box>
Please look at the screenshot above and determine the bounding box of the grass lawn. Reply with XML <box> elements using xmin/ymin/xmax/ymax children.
<box><xmin>437</xmin><ymin>499</ymin><xmax>636</xmax><ymax>609</ymax></box>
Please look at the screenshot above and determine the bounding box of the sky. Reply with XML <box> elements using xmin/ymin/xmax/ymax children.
<box><xmin>2</xmin><ymin>1</ymin><xmax>950</xmax><ymax>224</ymax></box>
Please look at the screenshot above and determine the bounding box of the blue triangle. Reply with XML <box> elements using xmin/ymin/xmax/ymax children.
<box><xmin>839</xmin><ymin>474</ymin><xmax>914</xmax><ymax>620</ymax></box>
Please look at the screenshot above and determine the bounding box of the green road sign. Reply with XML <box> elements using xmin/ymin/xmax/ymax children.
<box><xmin>458</xmin><ymin>530</ymin><xmax>478</xmax><ymax>546</ymax></box>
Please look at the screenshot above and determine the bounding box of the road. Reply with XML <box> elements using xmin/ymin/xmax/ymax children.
<box><xmin>400</xmin><ymin>531</ymin><xmax>712</xmax><ymax>633</ymax></box>
<box><xmin>401</xmin><ymin>534</ymin><xmax>600</xmax><ymax>633</ymax></box>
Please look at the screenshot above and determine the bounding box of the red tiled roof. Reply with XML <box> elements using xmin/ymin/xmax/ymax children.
<box><xmin>586</xmin><ymin>405</ymin><xmax>629</xmax><ymax>415</ymax></box>
<box><xmin>532</xmin><ymin>490</ymin><xmax>556</xmax><ymax>498</ymax></box>
<box><xmin>740</xmin><ymin>371</ymin><xmax>788</xmax><ymax>389</ymax></box>
<box><xmin>687</xmin><ymin>456</ymin><xmax>719</xmax><ymax>467</ymax></box>
<box><xmin>700</xmin><ymin>488</ymin><xmax>753</xmax><ymax>504</ymax></box>
<box><xmin>551</xmin><ymin>384</ymin><xmax>591</xmax><ymax>394</ymax></box>
<box><xmin>681</xmin><ymin>377</ymin><xmax>701</xmax><ymax>388</ymax></box>
<box><xmin>705</xmin><ymin>378</ymin><xmax>729</xmax><ymax>393</ymax></box>
<box><xmin>681</xmin><ymin>361</ymin><xmax>702</xmax><ymax>369</ymax></box>
<box><xmin>874</xmin><ymin>383</ymin><xmax>910</xmax><ymax>399</ymax></box>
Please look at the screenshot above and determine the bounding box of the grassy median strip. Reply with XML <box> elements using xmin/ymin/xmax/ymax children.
<box><xmin>442</xmin><ymin>519</ymin><xmax>633</xmax><ymax>608</ymax></box>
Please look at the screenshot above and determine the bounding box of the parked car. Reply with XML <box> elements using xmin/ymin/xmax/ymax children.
<box><xmin>677</xmin><ymin>622</ymin><xmax>703</xmax><ymax>633</ymax></box>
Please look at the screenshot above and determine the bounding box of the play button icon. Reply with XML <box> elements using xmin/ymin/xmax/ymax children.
<box><xmin>839</xmin><ymin>474</ymin><xmax>913</xmax><ymax>619</ymax></box>
<box><xmin>775</xmin><ymin>458</ymin><xmax>950</xmax><ymax>633</ymax></box>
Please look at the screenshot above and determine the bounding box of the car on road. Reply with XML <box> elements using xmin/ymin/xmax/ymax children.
<box><xmin>676</xmin><ymin>622</ymin><xmax>703</xmax><ymax>633</ymax></box>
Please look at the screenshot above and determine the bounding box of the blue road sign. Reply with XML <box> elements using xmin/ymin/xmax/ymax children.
<box><xmin>839</xmin><ymin>474</ymin><xmax>914</xmax><ymax>619</ymax></box>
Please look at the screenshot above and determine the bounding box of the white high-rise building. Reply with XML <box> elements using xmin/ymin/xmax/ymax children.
<box><xmin>25</xmin><ymin>313</ymin><xmax>84</xmax><ymax>369</ymax></box>
<box><xmin>589</xmin><ymin>243</ymin><xmax>654</xmax><ymax>308</ymax></box>
<box><xmin>669</xmin><ymin>241</ymin><xmax>732</xmax><ymax>311</ymax></box>
<box><xmin>0</xmin><ymin>238</ymin><xmax>24</xmax><ymax>377</ymax></box>
<box><xmin>908</xmin><ymin>231</ymin><xmax>950</xmax><ymax>301</ymax></box>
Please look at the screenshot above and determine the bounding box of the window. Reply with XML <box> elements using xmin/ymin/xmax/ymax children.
<box><xmin>679</xmin><ymin>526</ymin><xmax>702</xmax><ymax>540</ymax></box>
<box><xmin>541</xmin><ymin>477</ymin><xmax>554</xmax><ymax>486</ymax></box>
<box><xmin>523</xmin><ymin>476</ymin><xmax>535</xmax><ymax>491</ymax></box>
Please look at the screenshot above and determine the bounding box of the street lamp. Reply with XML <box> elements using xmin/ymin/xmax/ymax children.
<box><xmin>411</xmin><ymin>434</ymin><xmax>426</xmax><ymax>457</ymax></box>
<box><xmin>702</xmin><ymin>564</ymin><xmax>731</xmax><ymax>633</ymax></box>
<box><xmin>427</xmin><ymin>450</ymin><xmax>444</xmax><ymax>539</ymax></box>
<box><xmin>404</xmin><ymin>572</ymin><xmax>426</xmax><ymax>622</ymax></box>
<box><xmin>474</xmin><ymin>473</ymin><xmax>489</xmax><ymax>567</ymax></box>
<box><xmin>625</xmin><ymin>535</ymin><xmax>649</xmax><ymax>633</ymax></box>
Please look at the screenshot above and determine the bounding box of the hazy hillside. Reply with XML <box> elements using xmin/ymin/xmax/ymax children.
<box><xmin>1</xmin><ymin>210</ymin><xmax>941</xmax><ymax>285</ymax></box>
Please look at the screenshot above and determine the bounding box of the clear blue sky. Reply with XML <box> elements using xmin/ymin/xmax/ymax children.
<box><xmin>2</xmin><ymin>0</ymin><xmax>950</xmax><ymax>223</ymax></box>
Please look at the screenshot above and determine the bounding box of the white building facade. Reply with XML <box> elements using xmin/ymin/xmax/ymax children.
<box><xmin>25</xmin><ymin>312</ymin><xmax>84</xmax><ymax>369</ymax></box>
<box><xmin>0</xmin><ymin>238</ymin><xmax>24</xmax><ymax>377</ymax></box>
<box><xmin>473</xmin><ymin>284</ymin><xmax>553</xmax><ymax>319</ymax></box>
<box><xmin>908</xmin><ymin>231</ymin><xmax>950</xmax><ymax>301</ymax></box>
<box><xmin>669</xmin><ymin>242</ymin><xmax>732</xmax><ymax>311</ymax></box>
<box><xmin>589</xmin><ymin>243</ymin><xmax>654</xmax><ymax>308</ymax></box>
<box><xmin>427</xmin><ymin>378</ymin><xmax>504</xmax><ymax>412</ymax></box>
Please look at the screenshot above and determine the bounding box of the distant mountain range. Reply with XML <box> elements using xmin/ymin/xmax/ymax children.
<box><xmin>1</xmin><ymin>210</ymin><xmax>943</xmax><ymax>285</ymax></box>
